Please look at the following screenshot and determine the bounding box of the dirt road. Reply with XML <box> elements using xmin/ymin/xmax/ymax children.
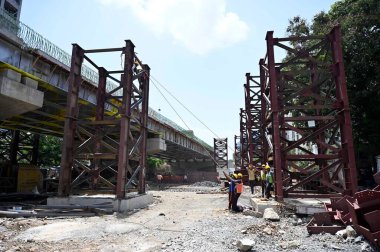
<box><xmin>0</xmin><ymin>185</ymin><xmax>375</xmax><ymax>252</ymax></box>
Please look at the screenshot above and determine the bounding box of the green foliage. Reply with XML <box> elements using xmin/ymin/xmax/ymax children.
<box><xmin>147</xmin><ymin>157</ymin><xmax>164</xmax><ymax>168</ymax></box>
<box><xmin>286</xmin><ymin>0</ymin><xmax>380</xmax><ymax>166</ymax></box>
<box><xmin>39</xmin><ymin>135</ymin><xmax>62</xmax><ymax>166</ymax></box>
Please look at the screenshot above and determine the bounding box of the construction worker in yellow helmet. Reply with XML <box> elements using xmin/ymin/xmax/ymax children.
<box><xmin>265</xmin><ymin>164</ymin><xmax>273</xmax><ymax>199</ymax></box>
<box><xmin>231</xmin><ymin>172</ymin><xmax>243</xmax><ymax>212</ymax></box>
<box><xmin>228</xmin><ymin>173</ymin><xmax>239</xmax><ymax>210</ymax></box>
<box><xmin>260</xmin><ymin>164</ymin><xmax>267</xmax><ymax>198</ymax></box>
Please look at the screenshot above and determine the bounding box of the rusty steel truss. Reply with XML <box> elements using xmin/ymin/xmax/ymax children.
<box><xmin>234</xmin><ymin>135</ymin><xmax>241</xmax><ymax>168</ymax></box>
<box><xmin>0</xmin><ymin>129</ymin><xmax>39</xmax><ymax>165</ymax></box>
<box><xmin>0</xmin><ymin>129</ymin><xmax>40</xmax><ymax>192</ymax></box>
<box><xmin>59</xmin><ymin>40</ymin><xmax>150</xmax><ymax>199</ymax></box>
<box><xmin>214</xmin><ymin>138</ymin><xmax>228</xmax><ymax>169</ymax></box>
<box><xmin>244</xmin><ymin>73</ymin><xmax>264</xmax><ymax>167</ymax></box>
<box><xmin>258</xmin><ymin>26</ymin><xmax>357</xmax><ymax>200</ymax></box>
<box><xmin>239</xmin><ymin>109</ymin><xmax>249</xmax><ymax>170</ymax></box>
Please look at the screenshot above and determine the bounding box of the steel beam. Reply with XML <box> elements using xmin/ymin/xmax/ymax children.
<box><xmin>116</xmin><ymin>40</ymin><xmax>135</xmax><ymax>199</ymax></box>
<box><xmin>138</xmin><ymin>64</ymin><xmax>150</xmax><ymax>194</ymax></box>
<box><xmin>266</xmin><ymin>31</ymin><xmax>283</xmax><ymax>201</ymax></box>
<box><xmin>244</xmin><ymin>73</ymin><xmax>263</xmax><ymax>167</ymax></box>
<box><xmin>329</xmin><ymin>26</ymin><xmax>357</xmax><ymax>194</ymax></box>
<box><xmin>239</xmin><ymin>108</ymin><xmax>249</xmax><ymax>169</ymax></box>
<box><xmin>234</xmin><ymin>135</ymin><xmax>240</xmax><ymax>168</ymax></box>
<box><xmin>59</xmin><ymin>44</ymin><xmax>84</xmax><ymax>196</ymax></box>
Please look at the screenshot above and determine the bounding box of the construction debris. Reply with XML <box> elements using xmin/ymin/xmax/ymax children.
<box><xmin>236</xmin><ymin>238</ymin><xmax>255</xmax><ymax>252</ymax></box>
<box><xmin>307</xmin><ymin>172</ymin><xmax>380</xmax><ymax>248</ymax></box>
<box><xmin>263</xmin><ymin>208</ymin><xmax>280</xmax><ymax>221</ymax></box>
<box><xmin>0</xmin><ymin>204</ymin><xmax>113</xmax><ymax>218</ymax></box>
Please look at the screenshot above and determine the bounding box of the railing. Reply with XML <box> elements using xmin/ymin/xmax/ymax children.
<box><xmin>0</xmin><ymin>9</ymin><xmax>212</xmax><ymax>151</ymax></box>
<box><xmin>148</xmin><ymin>108</ymin><xmax>212</xmax><ymax>150</ymax></box>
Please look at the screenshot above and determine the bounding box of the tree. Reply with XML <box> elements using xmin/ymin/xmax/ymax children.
<box><xmin>38</xmin><ymin>135</ymin><xmax>62</xmax><ymax>167</ymax></box>
<box><xmin>146</xmin><ymin>157</ymin><xmax>165</xmax><ymax>179</ymax></box>
<box><xmin>286</xmin><ymin>0</ymin><xmax>380</xmax><ymax>170</ymax></box>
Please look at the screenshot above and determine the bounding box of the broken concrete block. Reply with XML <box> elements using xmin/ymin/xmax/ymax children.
<box><xmin>21</xmin><ymin>76</ymin><xmax>38</xmax><ymax>89</ymax></box>
<box><xmin>336</xmin><ymin>229</ymin><xmax>347</xmax><ymax>239</ymax></box>
<box><xmin>263</xmin><ymin>208</ymin><xmax>280</xmax><ymax>221</ymax></box>
<box><xmin>288</xmin><ymin>240</ymin><xmax>301</xmax><ymax>248</ymax></box>
<box><xmin>346</xmin><ymin>225</ymin><xmax>357</xmax><ymax>238</ymax></box>
<box><xmin>236</xmin><ymin>238</ymin><xmax>255</xmax><ymax>252</ymax></box>
<box><xmin>242</xmin><ymin>210</ymin><xmax>263</xmax><ymax>218</ymax></box>
<box><xmin>263</xmin><ymin>226</ymin><xmax>272</xmax><ymax>235</ymax></box>
<box><xmin>0</xmin><ymin>69</ymin><xmax>21</xmax><ymax>82</ymax></box>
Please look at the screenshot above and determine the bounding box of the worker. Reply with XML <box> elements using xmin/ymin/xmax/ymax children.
<box><xmin>228</xmin><ymin>173</ymin><xmax>238</xmax><ymax>210</ymax></box>
<box><xmin>183</xmin><ymin>174</ymin><xmax>188</xmax><ymax>184</ymax></box>
<box><xmin>232</xmin><ymin>173</ymin><xmax>243</xmax><ymax>212</ymax></box>
<box><xmin>247</xmin><ymin>164</ymin><xmax>257</xmax><ymax>194</ymax></box>
<box><xmin>265</xmin><ymin>165</ymin><xmax>273</xmax><ymax>199</ymax></box>
<box><xmin>156</xmin><ymin>174</ymin><xmax>163</xmax><ymax>190</ymax></box>
<box><xmin>260</xmin><ymin>164</ymin><xmax>267</xmax><ymax>198</ymax></box>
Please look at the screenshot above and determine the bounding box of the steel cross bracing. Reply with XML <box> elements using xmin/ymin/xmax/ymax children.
<box><xmin>234</xmin><ymin>135</ymin><xmax>241</xmax><ymax>168</ymax></box>
<box><xmin>239</xmin><ymin>109</ymin><xmax>249</xmax><ymax>170</ymax></box>
<box><xmin>0</xmin><ymin>129</ymin><xmax>39</xmax><ymax>192</ymax></box>
<box><xmin>58</xmin><ymin>41</ymin><xmax>150</xmax><ymax>199</ymax></box>
<box><xmin>260</xmin><ymin>26</ymin><xmax>357</xmax><ymax>200</ymax></box>
<box><xmin>244</xmin><ymin>73</ymin><xmax>264</xmax><ymax>167</ymax></box>
<box><xmin>0</xmin><ymin>129</ymin><xmax>39</xmax><ymax>165</ymax></box>
<box><xmin>214</xmin><ymin>138</ymin><xmax>228</xmax><ymax>169</ymax></box>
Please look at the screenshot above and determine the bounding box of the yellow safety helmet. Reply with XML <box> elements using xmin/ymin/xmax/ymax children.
<box><xmin>265</xmin><ymin>165</ymin><xmax>270</xmax><ymax>170</ymax></box>
<box><xmin>237</xmin><ymin>173</ymin><xmax>243</xmax><ymax>179</ymax></box>
<box><xmin>262</xmin><ymin>164</ymin><xmax>266</xmax><ymax>168</ymax></box>
<box><xmin>232</xmin><ymin>173</ymin><xmax>238</xmax><ymax>179</ymax></box>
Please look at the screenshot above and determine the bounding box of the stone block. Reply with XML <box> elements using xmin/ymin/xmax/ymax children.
<box><xmin>263</xmin><ymin>208</ymin><xmax>280</xmax><ymax>221</ymax></box>
<box><xmin>236</xmin><ymin>239</ymin><xmax>255</xmax><ymax>252</ymax></box>
<box><xmin>250</xmin><ymin>197</ymin><xmax>281</xmax><ymax>213</ymax></box>
<box><xmin>21</xmin><ymin>76</ymin><xmax>38</xmax><ymax>89</ymax></box>
<box><xmin>0</xmin><ymin>69</ymin><xmax>21</xmax><ymax>82</ymax></box>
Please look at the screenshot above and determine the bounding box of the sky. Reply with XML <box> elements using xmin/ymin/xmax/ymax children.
<box><xmin>21</xmin><ymin>0</ymin><xmax>337</xmax><ymax>158</ymax></box>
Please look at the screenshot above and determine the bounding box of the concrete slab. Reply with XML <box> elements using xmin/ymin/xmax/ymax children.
<box><xmin>0</xmin><ymin>76</ymin><xmax>44</xmax><ymax>119</ymax></box>
<box><xmin>284</xmin><ymin>198</ymin><xmax>330</xmax><ymax>215</ymax></box>
<box><xmin>250</xmin><ymin>197</ymin><xmax>282</xmax><ymax>213</ymax></box>
<box><xmin>47</xmin><ymin>193</ymin><xmax>154</xmax><ymax>213</ymax></box>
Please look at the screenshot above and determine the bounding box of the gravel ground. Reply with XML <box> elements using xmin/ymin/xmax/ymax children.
<box><xmin>0</xmin><ymin>183</ymin><xmax>377</xmax><ymax>252</ymax></box>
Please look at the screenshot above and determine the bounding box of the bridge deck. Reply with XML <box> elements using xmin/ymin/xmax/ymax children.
<box><xmin>0</xmin><ymin>10</ymin><xmax>212</xmax><ymax>161</ymax></box>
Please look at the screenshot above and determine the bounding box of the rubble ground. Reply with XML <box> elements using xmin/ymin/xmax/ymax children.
<box><xmin>0</xmin><ymin>183</ymin><xmax>377</xmax><ymax>252</ymax></box>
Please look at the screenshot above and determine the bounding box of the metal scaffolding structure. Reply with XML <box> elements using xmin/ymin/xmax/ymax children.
<box><xmin>234</xmin><ymin>135</ymin><xmax>240</xmax><ymax>168</ymax></box>
<box><xmin>58</xmin><ymin>40</ymin><xmax>150</xmax><ymax>199</ymax></box>
<box><xmin>244</xmin><ymin>73</ymin><xmax>264</xmax><ymax>167</ymax></box>
<box><xmin>239</xmin><ymin>109</ymin><xmax>249</xmax><ymax>170</ymax></box>
<box><xmin>260</xmin><ymin>26</ymin><xmax>357</xmax><ymax>200</ymax></box>
<box><xmin>0</xmin><ymin>129</ymin><xmax>39</xmax><ymax>165</ymax></box>
<box><xmin>214</xmin><ymin>138</ymin><xmax>228</xmax><ymax>169</ymax></box>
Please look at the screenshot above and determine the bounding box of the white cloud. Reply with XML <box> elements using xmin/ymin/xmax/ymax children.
<box><xmin>98</xmin><ymin>0</ymin><xmax>249</xmax><ymax>55</ymax></box>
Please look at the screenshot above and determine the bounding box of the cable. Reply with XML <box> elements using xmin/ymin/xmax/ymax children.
<box><xmin>150</xmin><ymin>75</ymin><xmax>236</xmax><ymax>156</ymax></box>
<box><xmin>150</xmin><ymin>79</ymin><xmax>192</xmax><ymax>131</ymax></box>
<box><xmin>149</xmin><ymin>78</ymin><xmax>223</xmax><ymax>167</ymax></box>
<box><xmin>150</xmin><ymin>75</ymin><xmax>221</xmax><ymax>139</ymax></box>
